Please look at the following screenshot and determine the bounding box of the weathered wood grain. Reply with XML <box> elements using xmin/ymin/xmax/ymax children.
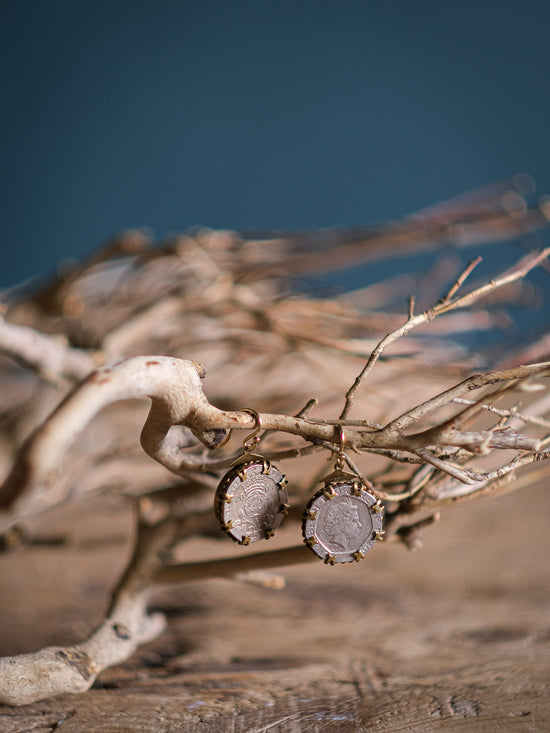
<box><xmin>1</xmin><ymin>477</ymin><xmax>548</xmax><ymax>731</ymax></box>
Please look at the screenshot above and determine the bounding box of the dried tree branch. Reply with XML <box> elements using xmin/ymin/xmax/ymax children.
<box><xmin>451</xmin><ymin>397</ymin><xmax>550</xmax><ymax>429</ymax></box>
<box><xmin>1</xmin><ymin>196</ymin><xmax>550</xmax><ymax>707</ymax></box>
<box><xmin>0</xmin><ymin>499</ymin><xmax>314</xmax><ymax>706</ymax></box>
<box><xmin>384</xmin><ymin>362</ymin><xmax>550</xmax><ymax>435</ymax></box>
<box><xmin>0</xmin><ymin>314</ymin><xmax>96</xmax><ymax>383</ymax></box>
<box><xmin>0</xmin><ymin>501</ymin><xmax>170</xmax><ymax>706</ymax></box>
<box><xmin>2</xmin><ymin>353</ymin><xmax>549</xmax><ymax>534</ymax></box>
<box><xmin>340</xmin><ymin>247</ymin><xmax>550</xmax><ymax>419</ymax></box>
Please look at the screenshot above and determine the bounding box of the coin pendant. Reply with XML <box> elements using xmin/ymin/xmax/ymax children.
<box><xmin>302</xmin><ymin>477</ymin><xmax>384</xmax><ymax>564</ymax></box>
<box><xmin>215</xmin><ymin>459</ymin><xmax>289</xmax><ymax>545</ymax></box>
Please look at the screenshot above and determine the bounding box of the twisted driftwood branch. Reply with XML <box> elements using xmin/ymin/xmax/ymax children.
<box><xmin>1</xmin><ymin>221</ymin><xmax>549</xmax><ymax>705</ymax></box>
<box><xmin>1</xmin><ymin>355</ymin><xmax>548</xmax><ymax>533</ymax></box>
<box><xmin>0</xmin><ymin>346</ymin><xmax>548</xmax><ymax>705</ymax></box>
<box><xmin>0</xmin><ymin>314</ymin><xmax>96</xmax><ymax>383</ymax></box>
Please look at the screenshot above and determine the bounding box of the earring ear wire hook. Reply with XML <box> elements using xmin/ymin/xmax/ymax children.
<box><xmin>334</xmin><ymin>425</ymin><xmax>346</xmax><ymax>470</ymax></box>
<box><xmin>216</xmin><ymin>428</ymin><xmax>232</xmax><ymax>449</ymax></box>
<box><xmin>241</xmin><ymin>408</ymin><xmax>262</xmax><ymax>452</ymax></box>
<box><xmin>214</xmin><ymin>407</ymin><xmax>262</xmax><ymax>451</ymax></box>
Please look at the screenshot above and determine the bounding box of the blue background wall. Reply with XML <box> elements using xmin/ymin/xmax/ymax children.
<box><xmin>2</xmin><ymin>0</ymin><xmax>549</xmax><ymax>287</ymax></box>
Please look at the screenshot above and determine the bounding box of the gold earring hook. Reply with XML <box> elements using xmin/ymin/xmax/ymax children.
<box><xmin>334</xmin><ymin>426</ymin><xmax>346</xmax><ymax>470</ymax></box>
<box><xmin>241</xmin><ymin>408</ymin><xmax>262</xmax><ymax>452</ymax></box>
<box><xmin>215</xmin><ymin>408</ymin><xmax>262</xmax><ymax>451</ymax></box>
<box><xmin>216</xmin><ymin>427</ymin><xmax>233</xmax><ymax>449</ymax></box>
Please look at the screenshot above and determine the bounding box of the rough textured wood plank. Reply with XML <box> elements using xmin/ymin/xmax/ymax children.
<box><xmin>1</xmin><ymin>481</ymin><xmax>549</xmax><ymax>731</ymax></box>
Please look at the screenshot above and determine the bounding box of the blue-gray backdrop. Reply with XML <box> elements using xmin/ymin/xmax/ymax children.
<box><xmin>2</xmin><ymin>0</ymin><xmax>549</xmax><ymax>287</ymax></box>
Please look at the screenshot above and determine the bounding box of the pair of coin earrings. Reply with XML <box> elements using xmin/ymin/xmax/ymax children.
<box><xmin>214</xmin><ymin>412</ymin><xmax>384</xmax><ymax>563</ymax></box>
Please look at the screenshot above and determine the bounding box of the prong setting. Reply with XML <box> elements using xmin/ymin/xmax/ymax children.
<box><xmin>215</xmin><ymin>459</ymin><xmax>289</xmax><ymax>546</ymax></box>
<box><xmin>302</xmin><ymin>476</ymin><xmax>384</xmax><ymax>564</ymax></box>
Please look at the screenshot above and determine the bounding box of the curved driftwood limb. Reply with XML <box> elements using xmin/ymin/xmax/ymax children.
<box><xmin>0</xmin><ymin>500</ymin><xmax>313</xmax><ymax>706</ymax></box>
<box><xmin>0</xmin><ymin>500</ymin><xmax>181</xmax><ymax>706</ymax></box>
<box><xmin>0</xmin><ymin>597</ymin><xmax>165</xmax><ymax>707</ymax></box>
<box><xmin>154</xmin><ymin>545</ymin><xmax>316</xmax><ymax>586</ymax></box>
<box><xmin>0</xmin><ymin>314</ymin><xmax>96</xmax><ymax>383</ymax></box>
<box><xmin>0</xmin><ymin>356</ymin><xmax>212</xmax><ymax>524</ymax></box>
<box><xmin>0</xmin><ymin>500</ymin><xmax>173</xmax><ymax>706</ymax></box>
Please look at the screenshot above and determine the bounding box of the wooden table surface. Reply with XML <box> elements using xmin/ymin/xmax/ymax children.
<box><xmin>1</xmin><ymin>479</ymin><xmax>549</xmax><ymax>732</ymax></box>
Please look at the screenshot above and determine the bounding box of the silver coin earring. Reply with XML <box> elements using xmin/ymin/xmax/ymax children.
<box><xmin>302</xmin><ymin>428</ymin><xmax>384</xmax><ymax>564</ymax></box>
<box><xmin>215</xmin><ymin>408</ymin><xmax>289</xmax><ymax>546</ymax></box>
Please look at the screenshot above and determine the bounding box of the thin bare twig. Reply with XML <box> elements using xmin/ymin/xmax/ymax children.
<box><xmin>340</xmin><ymin>247</ymin><xmax>550</xmax><ymax>419</ymax></box>
<box><xmin>451</xmin><ymin>398</ymin><xmax>550</xmax><ymax>430</ymax></box>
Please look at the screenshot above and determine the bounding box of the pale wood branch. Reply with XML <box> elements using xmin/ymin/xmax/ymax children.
<box><xmin>0</xmin><ymin>314</ymin><xmax>96</xmax><ymax>383</ymax></box>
